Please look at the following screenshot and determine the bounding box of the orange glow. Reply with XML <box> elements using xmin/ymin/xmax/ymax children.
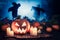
<box><xmin>46</xmin><ymin>27</ymin><xmax>52</xmax><ymax>32</ymax></box>
<box><xmin>11</xmin><ymin>19</ymin><xmax>30</xmax><ymax>34</ymax></box>
<box><xmin>52</xmin><ymin>25</ymin><xmax>59</xmax><ymax>30</ymax></box>
<box><xmin>38</xmin><ymin>26</ymin><xmax>43</xmax><ymax>30</ymax></box>
<box><xmin>33</xmin><ymin>22</ymin><xmax>40</xmax><ymax>27</ymax></box>
<box><xmin>2</xmin><ymin>24</ymin><xmax>10</xmax><ymax>31</ymax></box>
<box><xmin>6</xmin><ymin>27</ymin><xmax>14</xmax><ymax>36</ymax></box>
<box><xmin>30</xmin><ymin>26</ymin><xmax>37</xmax><ymax>36</ymax></box>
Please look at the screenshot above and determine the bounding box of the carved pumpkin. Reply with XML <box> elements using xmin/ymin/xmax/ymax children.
<box><xmin>11</xmin><ymin>19</ymin><xmax>30</xmax><ymax>34</ymax></box>
<box><xmin>46</xmin><ymin>27</ymin><xmax>52</xmax><ymax>32</ymax></box>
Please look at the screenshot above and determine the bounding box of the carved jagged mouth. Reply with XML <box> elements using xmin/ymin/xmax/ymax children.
<box><xmin>18</xmin><ymin>28</ymin><xmax>26</xmax><ymax>34</ymax></box>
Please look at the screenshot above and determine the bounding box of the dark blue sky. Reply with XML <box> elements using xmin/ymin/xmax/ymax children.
<box><xmin>0</xmin><ymin>0</ymin><xmax>60</xmax><ymax>21</ymax></box>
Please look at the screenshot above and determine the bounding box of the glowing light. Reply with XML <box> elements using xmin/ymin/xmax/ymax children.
<box><xmin>15</xmin><ymin>22</ymin><xmax>19</xmax><ymax>26</ymax></box>
<box><xmin>18</xmin><ymin>2</ymin><xmax>37</xmax><ymax>20</ymax></box>
<box><xmin>22</xmin><ymin>22</ymin><xmax>26</xmax><ymax>27</ymax></box>
<box><xmin>18</xmin><ymin>4</ymin><xmax>31</xmax><ymax>16</ymax></box>
<box><xmin>30</xmin><ymin>26</ymin><xmax>37</xmax><ymax>36</ymax></box>
<box><xmin>6</xmin><ymin>27</ymin><xmax>14</xmax><ymax>36</ymax></box>
<box><xmin>17</xmin><ymin>1</ymin><xmax>47</xmax><ymax>21</ymax></box>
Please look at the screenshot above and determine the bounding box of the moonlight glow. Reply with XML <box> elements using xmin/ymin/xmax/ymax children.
<box><xmin>17</xmin><ymin>1</ymin><xmax>47</xmax><ymax>21</ymax></box>
<box><xmin>18</xmin><ymin>2</ymin><xmax>38</xmax><ymax>20</ymax></box>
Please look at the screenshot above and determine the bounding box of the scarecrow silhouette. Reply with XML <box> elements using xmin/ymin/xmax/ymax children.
<box><xmin>32</xmin><ymin>5</ymin><xmax>45</xmax><ymax>21</ymax></box>
<box><xmin>8</xmin><ymin>2</ymin><xmax>21</xmax><ymax>19</ymax></box>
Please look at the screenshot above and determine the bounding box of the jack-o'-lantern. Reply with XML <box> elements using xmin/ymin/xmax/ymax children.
<box><xmin>1</xmin><ymin>23</ymin><xmax>10</xmax><ymax>31</ymax></box>
<box><xmin>11</xmin><ymin>19</ymin><xmax>30</xmax><ymax>34</ymax></box>
<box><xmin>46</xmin><ymin>27</ymin><xmax>52</xmax><ymax>32</ymax></box>
<box><xmin>52</xmin><ymin>25</ymin><xmax>59</xmax><ymax>30</ymax></box>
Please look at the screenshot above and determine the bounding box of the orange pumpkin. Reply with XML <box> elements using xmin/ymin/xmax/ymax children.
<box><xmin>33</xmin><ymin>22</ymin><xmax>40</xmax><ymax>27</ymax></box>
<box><xmin>11</xmin><ymin>19</ymin><xmax>30</xmax><ymax>34</ymax></box>
<box><xmin>46</xmin><ymin>27</ymin><xmax>52</xmax><ymax>32</ymax></box>
<box><xmin>1</xmin><ymin>24</ymin><xmax>10</xmax><ymax>31</ymax></box>
<box><xmin>38</xmin><ymin>26</ymin><xmax>43</xmax><ymax>30</ymax></box>
<box><xmin>52</xmin><ymin>25</ymin><xmax>59</xmax><ymax>30</ymax></box>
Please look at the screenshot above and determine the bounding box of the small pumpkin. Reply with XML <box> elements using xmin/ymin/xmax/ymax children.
<box><xmin>1</xmin><ymin>23</ymin><xmax>10</xmax><ymax>31</ymax></box>
<box><xmin>46</xmin><ymin>27</ymin><xmax>52</xmax><ymax>32</ymax></box>
<box><xmin>33</xmin><ymin>22</ymin><xmax>40</xmax><ymax>27</ymax></box>
<box><xmin>52</xmin><ymin>25</ymin><xmax>59</xmax><ymax>30</ymax></box>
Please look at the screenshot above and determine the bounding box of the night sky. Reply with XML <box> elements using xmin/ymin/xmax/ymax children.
<box><xmin>0</xmin><ymin>0</ymin><xmax>60</xmax><ymax>21</ymax></box>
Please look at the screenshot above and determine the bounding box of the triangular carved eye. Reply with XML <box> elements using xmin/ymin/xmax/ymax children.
<box><xmin>22</xmin><ymin>22</ymin><xmax>26</xmax><ymax>27</ymax></box>
<box><xmin>15</xmin><ymin>22</ymin><xmax>19</xmax><ymax>26</ymax></box>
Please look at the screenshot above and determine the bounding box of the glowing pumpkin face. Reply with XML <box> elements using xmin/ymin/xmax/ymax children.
<box><xmin>11</xmin><ymin>19</ymin><xmax>30</xmax><ymax>34</ymax></box>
